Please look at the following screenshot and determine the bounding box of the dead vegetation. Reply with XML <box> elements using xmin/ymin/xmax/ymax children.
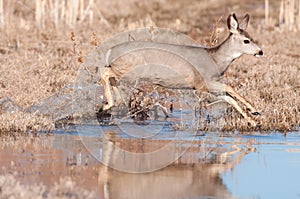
<box><xmin>0</xmin><ymin>0</ymin><xmax>299</xmax><ymax>135</ymax></box>
<box><xmin>0</xmin><ymin>111</ymin><xmax>54</xmax><ymax>136</ymax></box>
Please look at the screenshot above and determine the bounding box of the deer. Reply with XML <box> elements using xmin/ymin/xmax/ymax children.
<box><xmin>97</xmin><ymin>13</ymin><xmax>263</xmax><ymax>126</ymax></box>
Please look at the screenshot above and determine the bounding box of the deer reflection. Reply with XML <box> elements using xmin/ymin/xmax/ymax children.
<box><xmin>98</xmin><ymin>164</ymin><xmax>236</xmax><ymax>199</ymax></box>
<box><xmin>98</xmin><ymin>133</ymin><xmax>253</xmax><ymax>199</ymax></box>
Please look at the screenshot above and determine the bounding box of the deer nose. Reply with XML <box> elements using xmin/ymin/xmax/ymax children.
<box><xmin>255</xmin><ymin>50</ymin><xmax>263</xmax><ymax>57</ymax></box>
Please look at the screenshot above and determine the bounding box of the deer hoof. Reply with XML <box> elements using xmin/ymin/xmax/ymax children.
<box><xmin>96</xmin><ymin>107</ymin><xmax>112</xmax><ymax>125</ymax></box>
<box><xmin>103</xmin><ymin>104</ymin><xmax>113</xmax><ymax>111</ymax></box>
<box><xmin>252</xmin><ymin>111</ymin><xmax>260</xmax><ymax>116</ymax></box>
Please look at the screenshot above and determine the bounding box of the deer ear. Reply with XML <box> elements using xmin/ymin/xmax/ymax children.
<box><xmin>227</xmin><ymin>13</ymin><xmax>239</xmax><ymax>33</ymax></box>
<box><xmin>239</xmin><ymin>14</ymin><xmax>250</xmax><ymax>30</ymax></box>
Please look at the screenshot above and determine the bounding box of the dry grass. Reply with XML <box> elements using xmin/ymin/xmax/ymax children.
<box><xmin>0</xmin><ymin>0</ymin><xmax>299</xmax><ymax>134</ymax></box>
<box><xmin>0</xmin><ymin>111</ymin><xmax>54</xmax><ymax>136</ymax></box>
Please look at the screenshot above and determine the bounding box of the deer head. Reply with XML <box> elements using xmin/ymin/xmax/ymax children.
<box><xmin>227</xmin><ymin>13</ymin><xmax>263</xmax><ymax>58</ymax></box>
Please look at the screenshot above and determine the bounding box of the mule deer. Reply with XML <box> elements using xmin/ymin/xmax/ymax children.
<box><xmin>99</xmin><ymin>13</ymin><xmax>263</xmax><ymax>126</ymax></box>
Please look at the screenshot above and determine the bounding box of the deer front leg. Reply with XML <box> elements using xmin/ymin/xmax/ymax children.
<box><xmin>217</xmin><ymin>95</ymin><xmax>257</xmax><ymax>126</ymax></box>
<box><xmin>224</xmin><ymin>85</ymin><xmax>260</xmax><ymax>115</ymax></box>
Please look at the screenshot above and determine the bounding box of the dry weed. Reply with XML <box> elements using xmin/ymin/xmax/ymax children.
<box><xmin>0</xmin><ymin>111</ymin><xmax>54</xmax><ymax>136</ymax></box>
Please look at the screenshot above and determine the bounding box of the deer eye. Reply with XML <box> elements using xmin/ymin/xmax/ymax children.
<box><xmin>243</xmin><ymin>39</ymin><xmax>250</xmax><ymax>44</ymax></box>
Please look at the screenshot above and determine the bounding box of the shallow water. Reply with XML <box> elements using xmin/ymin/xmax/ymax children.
<box><xmin>0</xmin><ymin>127</ymin><xmax>300</xmax><ymax>199</ymax></box>
<box><xmin>222</xmin><ymin>133</ymin><xmax>300</xmax><ymax>199</ymax></box>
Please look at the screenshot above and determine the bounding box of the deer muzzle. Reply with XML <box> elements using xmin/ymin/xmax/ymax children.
<box><xmin>254</xmin><ymin>50</ymin><xmax>263</xmax><ymax>57</ymax></box>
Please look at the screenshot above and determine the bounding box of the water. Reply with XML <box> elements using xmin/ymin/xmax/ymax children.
<box><xmin>0</xmin><ymin>127</ymin><xmax>299</xmax><ymax>199</ymax></box>
<box><xmin>222</xmin><ymin>133</ymin><xmax>300</xmax><ymax>199</ymax></box>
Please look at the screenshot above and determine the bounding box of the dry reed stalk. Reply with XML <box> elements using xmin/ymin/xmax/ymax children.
<box><xmin>0</xmin><ymin>0</ymin><xmax>3</xmax><ymax>29</ymax></box>
<box><xmin>279</xmin><ymin>0</ymin><xmax>284</xmax><ymax>27</ymax></box>
<box><xmin>280</xmin><ymin>0</ymin><xmax>299</xmax><ymax>31</ymax></box>
<box><xmin>66</xmin><ymin>0</ymin><xmax>70</xmax><ymax>26</ymax></box>
<box><xmin>92</xmin><ymin>1</ymin><xmax>110</xmax><ymax>27</ymax></box>
<box><xmin>74</xmin><ymin>0</ymin><xmax>80</xmax><ymax>25</ymax></box>
<box><xmin>65</xmin><ymin>0</ymin><xmax>71</xmax><ymax>26</ymax></box>
<box><xmin>69</xmin><ymin>0</ymin><xmax>80</xmax><ymax>27</ymax></box>
<box><xmin>284</xmin><ymin>0</ymin><xmax>289</xmax><ymax>28</ymax></box>
<box><xmin>79</xmin><ymin>0</ymin><xmax>95</xmax><ymax>25</ymax></box>
<box><xmin>52</xmin><ymin>0</ymin><xmax>59</xmax><ymax>28</ymax></box>
<box><xmin>41</xmin><ymin>0</ymin><xmax>46</xmax><ymax>29</ymax></box>
<box><xmin>34</xmin><ymin>0</ymin><xmax>96</xmax><ymax>29</ymax></box>
<box><xmin>61</xmin><ymin>0</ymin><xmax>65</xmax><ymax>24</ymax></box>
<box><xmin>80</xmin><ymin>0</ymin><xmax>84</xmax><ymax>21</ymax></box>
<box><xmin>35</xmin><ymin>0</ymin><xmax>41</xmax><ymax>28</ymax></box>
<box><xmin>288</xmin><ymin>0</ymin><xmax>295</xmax><ymax>30</ymax></box>
<box><xmin>265</xmin><ymin>0</ymin><xmax>269</xmax><ymax>25</ymax></box>
<box><xmin>298</xmin><ymin>0</ymin><xmax>300</xmax><ymax>29</ymax></box>
<box><xmin>89</xmin><ymin>9</ymin><xmax>94</xmax><ymax>25</ymax></box>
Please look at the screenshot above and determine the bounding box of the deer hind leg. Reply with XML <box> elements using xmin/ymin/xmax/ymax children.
<box><xmin>224</xmin><ymin>85</ymin><xmax>260</xmax><ymax>115</ymax></box>
<box><xmin>101</xmin><ymin>69</ymin><xmax>115</xmax><ymax>111</ymax></box>
<box><xmin>217</xmin><ymin>95</ymin><xmax>257</xmax><ymax>126</ymax></box>
<box><xmin>109</xmin><ymin>77</ymin><xmax>123</xmax><ymax>107</ymax></box>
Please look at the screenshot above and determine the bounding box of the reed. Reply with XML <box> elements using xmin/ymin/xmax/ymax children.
<box><xmin>34</xmin><ymin>0</ymin><xmax>95</xmax><ymax>29</ymax></box>
<box><xmin>265</xmin><ymin>0</ymin><xmax>269</xmax><ymax>25</ymax></box>
<box><xmin>298</xmin><ymin>0</ymin><xmax>300</xmax><ymax>29</ymax></box>
<box><xmin>278</xmin><ymin>0</ymin><xmax>300</xmax><ymax>31</ymax></box>
<box><xmin>0</xmin><ymin>0</ymin><xmax>3</xmax><ymax>29</ymax></box>
<box><xmin>265</xmin><ymin>0</ymin><xmax>300</xmax><ymax>31</ymax></box>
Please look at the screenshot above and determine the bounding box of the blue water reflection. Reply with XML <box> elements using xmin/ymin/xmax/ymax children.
<box><xmin>222</xmin><ymin>133</ymin><xmax>300</xmax><ymax>199</ymax></box>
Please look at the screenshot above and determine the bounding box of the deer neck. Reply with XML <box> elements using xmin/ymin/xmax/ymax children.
<box><xmin>206</xmin><ymin>34</ymin><xmax>241</xmax><ymax>75</ymax></box>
